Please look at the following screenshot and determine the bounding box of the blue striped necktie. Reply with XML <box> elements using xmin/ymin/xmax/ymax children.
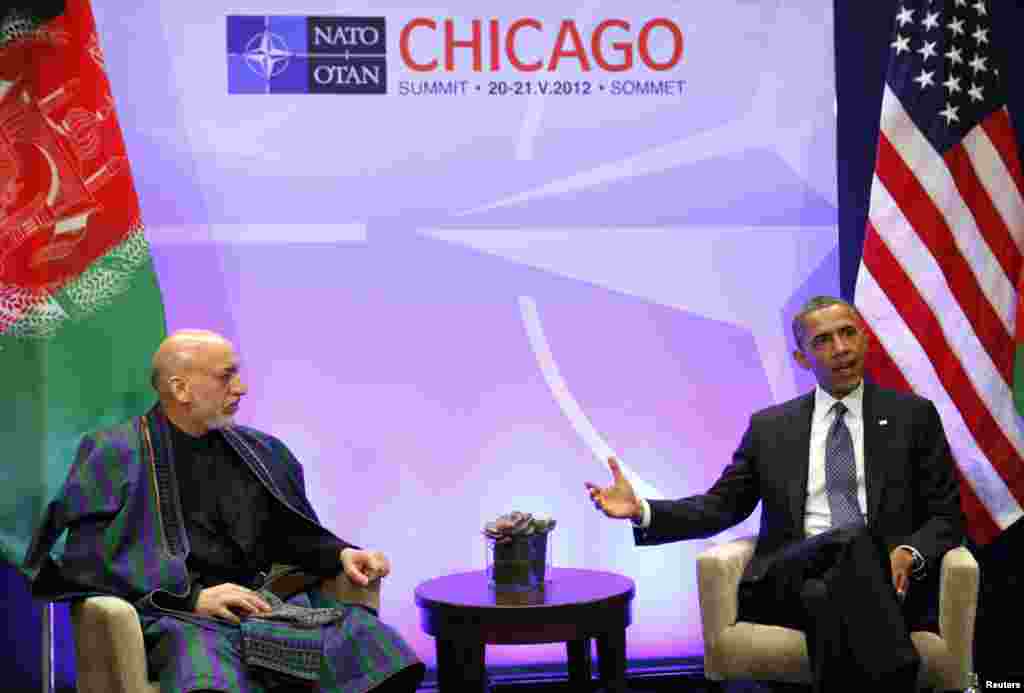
<box><xmin>825</xmin><ymin>402</ymin><xmax>864</xmax><ymax>527</ymax></box>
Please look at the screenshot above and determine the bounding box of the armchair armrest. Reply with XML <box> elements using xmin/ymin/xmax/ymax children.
<box><xmin>71</xmin><ymin>596</ymin><xmax>155</xmax><ymax>693</ymax></box>
<box><xmin>937</xmin><ymin>546</ymin><xmax>979</xmax><ymax>689</ymax></box>
<box><xmin>321</xmin><ymin>573</ymin><xmax>381</xmax><ymax>612</ymax></box>
<box><xmin>696</xmin><ymin>536</ymin><xmax>757</xmax><ymax>641</ymax></box>
<box><xmin>264</xmin><ymin>564</ymin><xmax>381</xmax><ymax>612</ymax></box>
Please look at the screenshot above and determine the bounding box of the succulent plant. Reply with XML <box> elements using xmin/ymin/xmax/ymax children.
<box><xmin>483</xmin><ymin>511</ymin><xmax>557</xmax><ymax>543</ymax></box>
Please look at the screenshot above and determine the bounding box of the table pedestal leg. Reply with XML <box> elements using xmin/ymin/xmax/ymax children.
<box><xmin>596</xmin><ymin>629</ymin><xmax>626</xmax><ymax>693</ymax></box>
<box><xmin>435</xmin><ymin>639</ymin><xmax>487</xmax><ymax>693</ymax></box>
<box><xmin>566</xmin><ymin>638</ymin><xmax>592</xmax><ymax>689</ymax></box>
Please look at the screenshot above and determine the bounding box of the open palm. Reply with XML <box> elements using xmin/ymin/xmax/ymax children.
<box><xmin>584</xmin><ymin>457</ymin><xmax>641</xmax><ymax>521</ymax></box>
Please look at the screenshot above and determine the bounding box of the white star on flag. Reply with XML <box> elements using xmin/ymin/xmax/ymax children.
<box><xmin>917</xmin><ymin>40</ymin><xmax>938</xmax><ymax>61</ymax></box>
<box><xmin>913</xmin><ymin>69</ymin><xmax>936</xmax><ymax>89</ymax></box>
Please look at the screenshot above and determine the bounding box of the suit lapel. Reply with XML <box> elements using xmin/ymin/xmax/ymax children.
<box><xmin>862</xmin><ymin>382</ymin><xmax>887</xmax><ymax>523</ymax></box>
<box><xmin>785</xmin><ymin>393</ymin><xmax>816</xmax><ymax>529</ymax></box>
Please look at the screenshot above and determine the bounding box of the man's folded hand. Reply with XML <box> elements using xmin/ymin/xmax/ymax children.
<box><xmin>195</xmin><ymin>583</ymin><xmax>272</xmax><ymax>623</ymax></box>
<box><xmin>341</xmin><ymin>548</ymin><xmax>391</xmax><ymax>587</ymax></box>
<box><xmin>889</xmin><ymin>547</ymin><xmax>914</xmax><ymax>598</ymax></box>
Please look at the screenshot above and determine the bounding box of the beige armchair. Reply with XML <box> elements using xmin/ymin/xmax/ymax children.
<box><xmin>69</xmin><ymin>569</ymin><xmax>381</xmax><ymax>693</ymax></box>
<box><xmin>696</xmin><ymin>537</ymin><xmax>978</xmax><ymax>690</ymax></box>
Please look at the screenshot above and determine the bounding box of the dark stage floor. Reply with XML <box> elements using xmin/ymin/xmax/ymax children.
<box><xmin>415</xmin><ymin>659</ymin><xmax>808</xmax><ymax>693</ymax></box>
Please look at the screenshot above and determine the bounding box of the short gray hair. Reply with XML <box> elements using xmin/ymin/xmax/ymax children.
<box><xmin>791</xmin><ymin>296</ymin><xmax>862</xmax><ymax>348</ymax></box>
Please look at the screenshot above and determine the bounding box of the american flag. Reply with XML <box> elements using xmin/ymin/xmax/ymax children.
<box><xmin>854</xmin><ymin>0</ymin><xmax>1024</xmax><ymax>544</ymax></box>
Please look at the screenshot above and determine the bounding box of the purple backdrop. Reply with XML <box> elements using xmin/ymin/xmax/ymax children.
<box><xmin>94</xmin><ymin>0</ymin><xmax>838</xmax><ymax>666</ymax></box>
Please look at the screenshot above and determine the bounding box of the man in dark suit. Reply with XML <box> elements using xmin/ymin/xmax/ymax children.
<box><xmin>585</xmin><ymin>296</ymin><xmax>964</xmax><ymax>691</ymax></box>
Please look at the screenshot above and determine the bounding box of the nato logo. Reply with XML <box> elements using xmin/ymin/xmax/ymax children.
<box><xmin>227</xmin><ymin>16</ymin><xmax>387</xmax><ymax>94</ymax></box>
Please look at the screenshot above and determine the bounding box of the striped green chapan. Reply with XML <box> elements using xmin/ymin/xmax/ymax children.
<box><xmin>140</xmin><ymin>600</ymin><xmax>422</xmax><ymax>693</ymax></box>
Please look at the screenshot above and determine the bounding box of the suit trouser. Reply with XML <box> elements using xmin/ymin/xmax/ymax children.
<box><xmin>737</xmin><ymin>526</ymin><xmax>922</xmax><ymax>692</ymax></box>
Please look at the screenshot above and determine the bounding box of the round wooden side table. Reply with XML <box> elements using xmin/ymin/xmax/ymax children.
<box><xmin>414</xmin><ymin>567</ymin><xmax>635</xmax><ymax>692</ymax></box>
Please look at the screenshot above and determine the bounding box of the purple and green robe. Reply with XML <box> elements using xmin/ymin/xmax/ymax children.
<box><xmin>24</xmin><ymin>406</ymin><xmax>423</xmax><ymax>693</ymax></box>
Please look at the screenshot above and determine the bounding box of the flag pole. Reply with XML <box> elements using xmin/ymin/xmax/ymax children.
<box><xmin>41</xmin><ymin>602</ymin><xmax>54</xmax><ymax>693</ymax></box>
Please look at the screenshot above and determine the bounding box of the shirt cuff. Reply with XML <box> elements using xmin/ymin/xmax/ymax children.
<box><xmin>630</xmin><ymin>498</ymin><xmax>652</xmax><ymax>529</ymax></box>
<box><xmin>896</xmin><ymin>544</ymin><xmax>926</xmax><ymax>578</ymax></box>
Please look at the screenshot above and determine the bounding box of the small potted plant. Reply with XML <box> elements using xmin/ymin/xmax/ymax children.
<box><xmin>483</xmin><ymin>511</ymin><xmax>556</xmax><ymax>591</ymax></box>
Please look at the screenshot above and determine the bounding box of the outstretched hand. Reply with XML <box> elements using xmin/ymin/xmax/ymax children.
<box><xmin>341</xmin><ymin>547</ymin><xmax>391</xmax><ymax>587</ymax></box>
<box><xmin>584</xmin><ymin>457</ymin><xmax>643</xmax><ymax>522</ymax></box>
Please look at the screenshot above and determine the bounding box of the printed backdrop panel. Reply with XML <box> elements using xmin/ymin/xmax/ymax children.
<box><xmin>94</xmin><ymin>0</ymin><xmax>838</xmax><ymax>665</ymax></box>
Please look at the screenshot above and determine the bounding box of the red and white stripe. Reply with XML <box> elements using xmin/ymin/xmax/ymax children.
<box><xmin>855</xmin><ymin>84</ymin><xmax>1024</xmax><ymax>544</ymax></box>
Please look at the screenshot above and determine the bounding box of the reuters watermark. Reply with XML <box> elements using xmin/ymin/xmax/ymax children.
<box><xmin>981</xmin><ymin>679</ymin><xmax>1023</xmax><ymax>690</ymax></box>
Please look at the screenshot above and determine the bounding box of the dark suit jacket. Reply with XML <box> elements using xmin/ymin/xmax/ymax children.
<box><xmin>635</xmin><ymin>382</ymin><xmax>965</xmax><ymax>582</ymax></box>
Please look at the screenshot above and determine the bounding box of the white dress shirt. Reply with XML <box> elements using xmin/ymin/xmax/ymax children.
<box><xmin>805</xmin><ymin>382</ymin><xmax>867</xmax><ymax>536</ymax></box>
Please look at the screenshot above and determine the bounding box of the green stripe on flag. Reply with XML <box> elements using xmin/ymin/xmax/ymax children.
<box><xmin>1</xmin><ymin>0</ymin><xmax>168</xmax><ymax>570</ymax></box>
<box><xmin>0</xmin><ymin>233</ymin><xmax>165</xmax><ymax>567</ymax></box>
<box><xmin>1015</xmin><ymin>343</ymin><xmax>1024</xmax><ymax>419</ymax></box>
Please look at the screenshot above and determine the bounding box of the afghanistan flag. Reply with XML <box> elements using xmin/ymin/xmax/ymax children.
<box><xmin>0</xmin><ymin>0</ymin><xmax>166</xmax><ymax>566</ymax></box>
